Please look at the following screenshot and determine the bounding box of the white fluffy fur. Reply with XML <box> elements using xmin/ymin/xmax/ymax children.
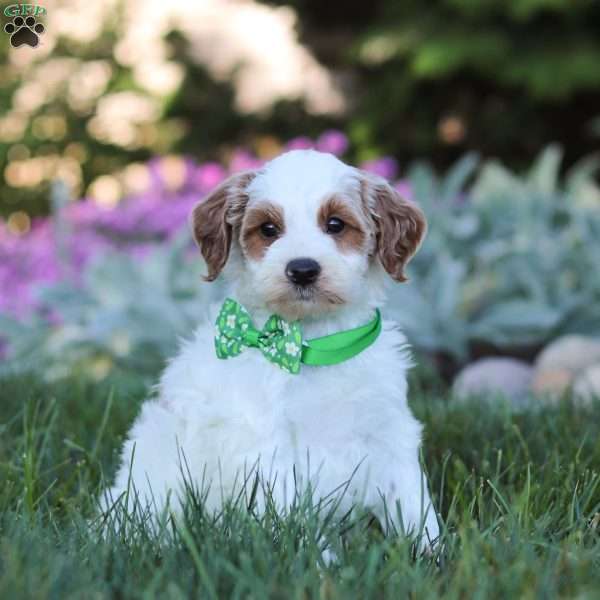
<box><xmin>103</xmin><ymin>150</ymin><xmax>439</xmax><ymax>545</ymax></box>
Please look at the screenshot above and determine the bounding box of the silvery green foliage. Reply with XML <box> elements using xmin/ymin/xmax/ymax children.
<box><xmin>0</xmin><ymin>231</ymin><xmax>216</xmax><ymax>380</ymax></box>
<box><xmin>387</xmin><ymin>146</ymin><xmax>600</xmax><ymax>360</ymax></box>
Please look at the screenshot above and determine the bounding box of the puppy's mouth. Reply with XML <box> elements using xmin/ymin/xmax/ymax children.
<box><xmin>292</xmin><ymin>283</ymin><xmax>318</xmax><ymax>302</ymax></box>
<box><xmin>291</xmin><ymin>280</ymin><xmax>345</xmax><ymax>304</ymax></box>
<box><xmin>265</xmin><ymin>280</ymin><xmax>345</xmax><ymax>319</ymax></box>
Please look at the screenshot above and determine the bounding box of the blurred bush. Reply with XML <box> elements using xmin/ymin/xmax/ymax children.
<box><xmin>259</xmin><ymin>0</ymin><xmax>600</xmax><ymax>166</ymax></box>
<box><xmin>2</xmin><ymin>139</ymin><xmax>599</xmax><ymax>381</ymax></box>
<box><xmin>387</xmin><ymin>146</ymin><xmax>600</xmax><ymax>376</ymax></box>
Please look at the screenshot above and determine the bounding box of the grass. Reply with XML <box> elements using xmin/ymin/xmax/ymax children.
<box><xmin>0</xmin><ymin>368</ymin><xmax>599</xmax><ymax>599</ymax></box>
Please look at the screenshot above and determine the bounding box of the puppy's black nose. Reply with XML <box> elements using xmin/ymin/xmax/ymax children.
<box><xmin>285</xmin><ymin>258</ymin><xmax>321</xmax><ymax>286</ymax></box>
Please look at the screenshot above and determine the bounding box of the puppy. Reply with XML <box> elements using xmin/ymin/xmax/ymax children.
<box><xmin>103</xmin><ymin>149</ymin><xmax>439</xmax><ymax>546</ymax></box>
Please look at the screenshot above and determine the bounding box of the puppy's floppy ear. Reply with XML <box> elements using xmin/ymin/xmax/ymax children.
<box><xmin>191</xmin><ymin>170</ymin><xmax>256</xmax><ymax>281</ymax></box>
<box><xmin>359</xmin><ymin>172</ymin><xmax>427</xmax><ymax>282</ymax></box>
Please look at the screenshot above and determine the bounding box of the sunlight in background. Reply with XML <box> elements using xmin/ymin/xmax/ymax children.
<box><xmin>4</xmin><ymin>0</ymin><xmax>344</xmax><ymax>117</ymax></box>
<box><xmin>1</xmin><ymin>0</ymin><xmax>345</xmax><ymax>222</ymax></box>
<box><xmin>6</xmin><ymin>210</ymin><xmax>31</xmax><ymax>235</ymax></box>
<box><xmin>87</xmin><ymin>175</ymin><xmax>121</xmax><ymax>208</ymax></box>
<box><xmin>111</xmin><ymin>0</ymin><xmax>344</xmax><ymax>114</ymax></box>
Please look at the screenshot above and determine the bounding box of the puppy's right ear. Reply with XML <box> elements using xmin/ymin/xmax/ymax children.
<box><xmin>191</xmin><ymin>170</ymin><xmax>256</xmax><ymax>281</ymax></box>
<box><xmin>358</xmin><ymin>171</ymin><xmax>427</xmax><ymax>282</ymax></box>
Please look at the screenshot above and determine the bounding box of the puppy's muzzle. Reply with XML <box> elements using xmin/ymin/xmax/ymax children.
<box><xmin>285</xmin><ymin>258</ymin><xmax>321</xmax><ymax>286</ymax></box>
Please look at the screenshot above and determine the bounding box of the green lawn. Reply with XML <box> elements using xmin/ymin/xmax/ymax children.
<box><xmin>1</xmin><ymin>369</ymin><xmax>599</xmax><ymax>599</ymax></box>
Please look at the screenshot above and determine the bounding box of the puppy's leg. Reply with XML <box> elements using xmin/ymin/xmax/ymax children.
<box><xmin>100</xmin><ymin>399</ymin><xmax>186</xmax><ymax>520</ymax></box>
<box><xmin>374</xmin><ymin>459</ymin><xmax>440</xmax><ymax>553</ymax></box>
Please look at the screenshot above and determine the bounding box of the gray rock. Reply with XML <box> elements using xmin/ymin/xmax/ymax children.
<box><xmin>453</xmin><ymin>357</ymin><xmax>534</xmax><ymax>406</ymax></box>
<box><xmin>534</xmin><ymin>335</ymin><xmax>600</xmax><ymax>373</ymax></box>
<box><xmin>573</xmin><ymin>364</ymin><xmax>600</xmax><ymax>404</ymax></box>
<box><xmin>531</xmin><ymin>368</ymin><xmax>572</xmax><ymax>398</ymax></box>
<box><xmin>531</xmin><ymin>335</ymin><xmax>600</xmax><ymax>399</ymax></box>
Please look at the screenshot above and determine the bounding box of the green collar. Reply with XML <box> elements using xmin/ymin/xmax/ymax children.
<box><xmin>301</xmin><ymin>308</ymin><xmax>382</xmax><ymax>367</ymax></box>
<box><xmin>214</xmin><ymin>298</ymin><xmax>382</xmax><ymax>374</ymax></box>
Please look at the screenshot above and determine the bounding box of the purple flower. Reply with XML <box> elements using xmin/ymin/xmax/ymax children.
<box><xmin>147</xmin><ymin>157</ymin><xmax>167</xmax><ymax>189</ymax></box>
<box><xmin>360</xmin><ymin>157</ymin><xmax>398</xmax><ymax>180</ymax></box>
<box><xmin>394</xmin><ymin>180</ymin><xmax>413</xmax><ymax>201</ymax></box>
<box><xmin>0</xmin><ymin>221</ymin><xmax>62</xmax><ymax>317</ymax></box>
<box><xmin>229</xmin><ymin>150</ymin><xmax>263</xmax><ymax>172</ymax></box>
<box><xmin>285</xmin><ymin>136</ymin><xmax>314</xmax><ymax>151</ymax></box>
<box><xmin>316</xmin><ymin>130</ymin><xmax>348</xmax><ymax>156</ymax></box>
<box><xmin>193</xmin><ymin>162</ymin><xmax>227</xmax><ymax>193</ymax></box>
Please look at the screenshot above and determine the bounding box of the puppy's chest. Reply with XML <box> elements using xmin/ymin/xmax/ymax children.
<box><xmin>208</xmin><ymin>353</ymin><xmax>394</xmax><ymax>432</ymax></box>
<box><xmin>168</xmin><ymin>323</ymin><xmax>407</xmax><ymax>441</ymax></box>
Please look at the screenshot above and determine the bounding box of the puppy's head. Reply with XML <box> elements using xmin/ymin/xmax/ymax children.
<box><xmin>191</xmin><ymin>150</ymin><xmax>426</xmax><ymax>319</ymax></box>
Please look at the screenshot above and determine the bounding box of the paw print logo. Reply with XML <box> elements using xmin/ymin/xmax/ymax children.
<box><xmin>4</xmin><ymin>16</ymin><xmax>45</xmax><ymax>48</ymax></box>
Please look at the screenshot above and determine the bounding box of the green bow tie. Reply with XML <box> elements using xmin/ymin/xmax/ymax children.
<box><xmin>214</xmin><ymin>298</ymin><xmax>382</xmax><ymax>374</ymax></box>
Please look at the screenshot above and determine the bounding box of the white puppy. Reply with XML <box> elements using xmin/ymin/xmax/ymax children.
<box><xmin>103</xmin><ymin>149</ymin><xmax>439</xmax><ymax>546</ymax></box>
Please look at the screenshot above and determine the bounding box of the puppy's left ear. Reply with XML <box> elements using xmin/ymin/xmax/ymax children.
<box><xmin>191</xmin><ymin>170</ymin><xmax>256</xmax><ymax>281</ymax></box>
<box><xmin>359</xmin><ymin>172</ymin><xmax>427</xmax><ymax>282</ymax></box>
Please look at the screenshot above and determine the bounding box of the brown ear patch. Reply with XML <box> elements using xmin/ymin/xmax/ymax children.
<box><xmin>191</xmin><ymin>170</ymin><xmax>256</xmax><ymax>281</ymax></box>
<box><xmin>240</xmin><ymin>202</ymin><xmax>285</xmax><ymax>260</ymax></box>
<box><xmin>362</xmin><ymin>178</ymin><xmax>427</xmax><ymax>282</ymax></box>
<box><xmin>318</xmin><ymin>195</ymin><xmax>368</xmax><ymax>253</ymax></box>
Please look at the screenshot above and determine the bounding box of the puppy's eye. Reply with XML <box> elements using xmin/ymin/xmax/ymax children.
<box><xmin>325</xmin><ymin>217</ymin><xmax>345</xmax><ymax>234</ymax></box>
<box><xmin>260</xmin><ymin>222</ymin><xmax>279</xmax><ymax>238</ymax></box>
